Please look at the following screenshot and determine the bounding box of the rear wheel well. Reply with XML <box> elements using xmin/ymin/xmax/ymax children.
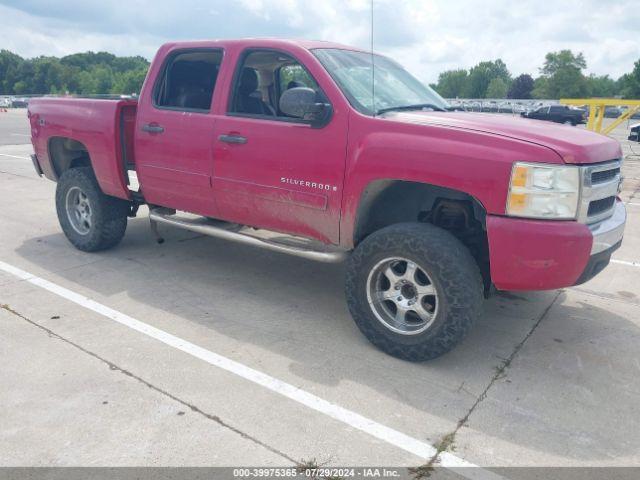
<box><xmin>48</xmin><ymin>137</ymin><xmax>91</xmax><ymax>178</ymax></box>
<box><xmin>354</xmin><ymin>180</ymin><xmax>491</xmax><ymax>291</ymax></box>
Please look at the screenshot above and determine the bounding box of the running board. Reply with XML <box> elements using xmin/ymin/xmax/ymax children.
<box><xmin>149</xmin><ymin>208</ymin><xmax>349</xmax><ymax>263</ymax></box>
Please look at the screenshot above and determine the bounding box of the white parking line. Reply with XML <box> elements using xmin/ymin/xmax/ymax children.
<box><xmin>0</xmin><ymin>260</ymin><xmax>504</xmax><ymax>480</ymax></box>
<box><xmin>0</xmin><ymin>153</ymin><xmax>30</xmax><ymax>160</ymax></box>
<box><xmin>611</xmin><ymin>259</ymin><xmax>640</xmax><ymax>268</ymax></box>
<box><xmin>10</xmin><ymin>133</ymin><xmax>30</xmax><ymax>137</ymax></box>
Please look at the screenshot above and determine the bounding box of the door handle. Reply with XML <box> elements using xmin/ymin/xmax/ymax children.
<box><xmin>142</xmin><ymin>123</ymin><xmax>165</xmax><ymax>134</ymax></box>
<box><xmin>218</xmin><ymin>134</ymin><xmax>247</xmax><ymax>145</ymax></box>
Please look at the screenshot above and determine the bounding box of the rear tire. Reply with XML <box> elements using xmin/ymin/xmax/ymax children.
<box><xmin>55</xmin><ymin>167</ymin><xmax>129</xmax><ymax>252</ymax></box>
<box><xmin>345</xmin><ymin>223</ymin><xmax>483</xmax><ymax>361</ymax></box>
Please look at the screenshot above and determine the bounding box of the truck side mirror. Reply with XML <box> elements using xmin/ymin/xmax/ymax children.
<box><xmin>279</xmin><ymin>87</ymin><xmax>331</xmax><ymax>127</ymax></box>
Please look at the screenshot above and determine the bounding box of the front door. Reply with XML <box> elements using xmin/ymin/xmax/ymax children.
<box><xmin>212</xmin><ymin>49</ymin><xmax>348</xmax><ymax>244</ymax></box>
<box><xmin>135</xmin><ymin>49</ymin><xmax>223</xmax><ymax>216</ymax></box>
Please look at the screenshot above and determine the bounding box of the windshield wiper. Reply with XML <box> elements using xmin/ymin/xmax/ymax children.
<box><xmin>376</xmin><ymin>103</ymin><xmax>447</xmax><ymax>115</ymax></box>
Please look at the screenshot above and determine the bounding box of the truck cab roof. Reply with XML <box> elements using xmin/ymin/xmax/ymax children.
<box><xmin>157</xmin><ymin>38</ymin><xmax>366</xmax><ymax>53</ymax></box>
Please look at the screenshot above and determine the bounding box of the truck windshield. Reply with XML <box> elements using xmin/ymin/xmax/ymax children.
<box><xmin>313</xmin><ymin>48</ymin><xmax>449</xmax><ymax>116</ymax></box>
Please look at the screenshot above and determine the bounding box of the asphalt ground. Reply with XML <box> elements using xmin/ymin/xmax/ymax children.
<box><xmin>1</xmin><ymin>107</ymin><xmax>640</xmax><ymax>479</ymax></box>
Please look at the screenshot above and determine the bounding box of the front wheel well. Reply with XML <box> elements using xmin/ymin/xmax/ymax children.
<box><xmin>48</xmin><ymin>136</ymin><xmax>91</xmax><ymax>178</ymax></box>
<box><xmin>354</xmin><ymin>180</ymin><xmax>491</xmax><ymax>291</ymax></box>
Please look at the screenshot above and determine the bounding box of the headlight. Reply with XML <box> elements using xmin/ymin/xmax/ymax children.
<box><xmin>506</xmin><ymin>162</ymin><xmax>580</xmax><ymax>219</ymax></box>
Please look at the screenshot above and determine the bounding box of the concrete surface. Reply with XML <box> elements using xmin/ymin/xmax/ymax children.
<box><xmin>1</xmin><ymin>108</ymin><xmax>639</xmax><ymax>476</ymax></box>
<box><xmin>0</xmin><ymin>108</ymin><xmax>31</xmax><ymax>146</ymax></box>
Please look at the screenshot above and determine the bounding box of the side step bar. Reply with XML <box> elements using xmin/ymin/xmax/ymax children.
<box><xmin>149</xmin><ymin>208</ymin><xmax>349</xmax><ymax>263</ymax></box>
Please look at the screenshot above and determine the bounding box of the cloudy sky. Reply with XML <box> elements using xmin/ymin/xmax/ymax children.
<box><xmin>1</xmin><ymin>0</ymin><xmax>639</xmax><ymax>83</ymax></box>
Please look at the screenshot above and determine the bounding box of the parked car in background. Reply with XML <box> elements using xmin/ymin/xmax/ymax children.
<box><xmin>11</xmin><ymin>97</ymin><xmax>29</xmax><ymax>108</ymax></box>
<box><xmin>509</xmin><ymin>103</ymin><xmax>528</xmax><ymax>114</ymax></box>
<box><xmin>604</xmin><ymin>106</ymin><xmax>623</xmax><ymax>118</ymax></box>
<box><xmin>625</xmin><ymin>107</ymin><xmax>640</xmax><ymax>120</ymax></box>
<box><xmin>521</xmin><ymin>105</ymin><xmax>586</xmax><ymax>125</ymax></box>
<box><xmin>630</xmin><ymin>123</ymin><xmax>640</xmax><ymax>142</ymax></box>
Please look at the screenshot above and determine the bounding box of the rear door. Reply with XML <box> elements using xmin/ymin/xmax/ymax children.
<box><xmin>135</xmin><ymin>49</ymin><xmax>223</xmax><ymax>216</ymax></box>
<box><xmin>529</xmin><ymin>107</ymin><xmax>544</xmax><ymax>120</ymax></box>
<box><xmin>549</xmin><ymin>106</ymin><xmax>564</xmax><ymax>123</ymax></box>
<box><xmin>538</xmin><ymin>106</ymin><xmax>551</xmax><ymax>120</ymax></box>
<box><xmin>211</xmin><ymin>49</ymin><xmax>348</xmax><ymax>244</ymax></box>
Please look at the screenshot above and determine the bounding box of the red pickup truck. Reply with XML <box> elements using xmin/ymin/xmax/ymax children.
<box><xmin>28</xmin><ymin>39</ymin><xmax>626</xmax><ymax>361</ymax></box>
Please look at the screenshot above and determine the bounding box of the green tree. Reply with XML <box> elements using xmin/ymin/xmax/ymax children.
<box><xmin>0</xmin><ymin>49</ymin><xmax>24</xmax><ymax>94</ymax></box>
<box><xmin>78</xmin><ymin>70</ymin><xmax>97</xmax><ymax>94</ymax></box>
<box><xmin>12</xmin><ymin>80</ymin><xmax>29</xmax><ymax>94</ymax></box>
<box><xmin>112</xmin><ymin>55</ymin><xmax>149</xmax><ymax>73</ymax></box>
<box><xmin>531</xmin><ymin>76</ymin><xmax>549</xmax><ymax>99</ymax></box>
<box><xmin>111</xmin><ymin>68</ymin><xmax>148</xmax><ymax>95</ymax></box>
<box><xmin>0</xmin><ymin>49</ymin><xmax>150</xmax><ymax>95</ymax></box>
<box><xmin>434</xmin><ymin>69</ymin><xmax>468</xmax><ymax>98</ymax></box>
<box><xmin>585</xmin><ymin>74</ymin><xmax>618</xmax><ymax>97</ymax></box>
<box><xmin>31</xmin><ymin>57</ymin><xmax>65</xmax><ymax>93</ymax></box>
<box><xmin>538</xmin><ymin>50</ymin><xmax>588</xmax><ymax>98</ymax></box>
<box><xmin>464</xmin><ymin>59</ymin><xmax>511</xmax><ymax>98</ymax></box>
<box><xmin>485</xmin><ymin>77</ymin><xmax>508</xmax><ymax>98</ymax></box>
<box><xmin>541</xmin><ymin>50</ymin><xmax>586</xmax><ymax>75</ymax></box>
<box><xmin>618</xmin><ymin>59</ymin><xmax>640</xmax><ymax>98</ymax></box>
<box><xmin>92</xmin><ymin>65</ymin><xmax>114</xmax><ymax>93</ymax></box>
<box><xmin>61</xmin><ymin>65</ymin><xmax>82</xmax><ymax>93</ymax></box>
<box><xmin>507</xmin><ymin>74</ymin><xmax>534</xmax><ymax>99</ymax></box>
<box><xmin>60</xmin><ymin>51</ymin><xmax>116</xmax><ymax>70</ymax></box>
<box><xmin>14</xmin><ymin>61</ymin><xmax>35</xmax><ymax>93</ymax></box>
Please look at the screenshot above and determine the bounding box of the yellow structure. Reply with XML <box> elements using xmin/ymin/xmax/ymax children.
<box><xmin>560</xmin><ymin>98</ymin><xmax>640</xmax><ymax>136</ymax></box>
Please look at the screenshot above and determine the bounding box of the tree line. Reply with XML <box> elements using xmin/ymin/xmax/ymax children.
<box><xmin>1</xmin><ymin>48</ymin><xmax>640</xmax><ymax>99</ymax></box>
<box><xmin>0</xmin><ymin>50</ymin><xmax>149</xmax><ymax>95</ymax></box>
<box><xmin>431</xmin><ymin>50</ymin><xmax>640</xmax><ymax>99</ymax></box>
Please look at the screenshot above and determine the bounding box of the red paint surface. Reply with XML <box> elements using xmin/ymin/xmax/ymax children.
<box><xmin>28</xmin><ymin>39</ymin><xmax>623</xmax><ymax>290</ymax></box>
<box><xmin>29</xmin><ymin>97</ymin><xmax>137</xmax><ymax>199</ymax></box>
<box><xmin>487</xmin><ymin>215</ymin><xmax>593</xmax><ymax>290</ymax></box>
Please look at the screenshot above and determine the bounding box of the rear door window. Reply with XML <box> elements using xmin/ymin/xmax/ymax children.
<box><xmin>154</xmin><ymin>49</ymin><xmax>223</xmax><ymax>112</ymax></box>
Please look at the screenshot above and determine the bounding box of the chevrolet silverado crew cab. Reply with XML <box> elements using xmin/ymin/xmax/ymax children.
<box><xmin>28</xmin><ymin>39</ymin><xmax>626</xmax><ymax>361</ymax></box>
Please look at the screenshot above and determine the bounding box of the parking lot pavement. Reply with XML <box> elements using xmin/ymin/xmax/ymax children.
<box><xmin>454</xmin><ymin>287</ymin><xmax>640</xmax><ymax>467</ymax></box>
<box><xmin>0</xmin><ymin>109</ymin><xmax>31</xmax><ymax>146</ymax></box>
<box><xmin>1</xmin><ymin>111</ymin><xmax>640</xmax><ymax>475</ymax></box>
<box><xmin>0</xmin><ymin>307</ymin><xmax>287</xmax><ymax>466</ymax></box>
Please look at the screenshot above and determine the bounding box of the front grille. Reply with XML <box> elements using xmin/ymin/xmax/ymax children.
<box><xmin>578</xmin><ymin>159</ymin><xmax>621</xmax><ymax>224</ymax></box>
<box><xmin>587</xmin><ymin>196</ymin><xmax>616</xmax><ymax>217</ymax></box>
<box><xmin>591</xmin><ymin>167</ymin><xmax>620</xmax><ymax>184</ymax></box>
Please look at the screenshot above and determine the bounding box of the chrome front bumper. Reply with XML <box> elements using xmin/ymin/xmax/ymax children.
<box><xmin>589</xmin><ymin>200</ymin><xmax>626</xmax><ymax>254</ymax></box>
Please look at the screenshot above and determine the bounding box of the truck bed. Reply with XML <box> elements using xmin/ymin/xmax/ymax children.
<box><xmin>28</xmin><ymin>97</ymin><xmax>138</xmax><ymax>200</ymax></box>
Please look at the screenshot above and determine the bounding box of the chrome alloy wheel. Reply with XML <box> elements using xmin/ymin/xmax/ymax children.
<box><xmin>366</xmin><ymin>257</ymin><xmax>439</xmax><ymax>335</ymax></box>
<box><xmin>65</xmin><ymin>186</ymin><xmax>93</xmax><ymax>235</ymax></box>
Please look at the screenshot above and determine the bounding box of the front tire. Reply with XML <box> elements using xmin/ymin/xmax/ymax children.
<box><xmin>345</xmin><ymin>223</ymin><xmax>483</xmax><ymax>361</ymax></box>
<box><xmin>55</xmin><ymin>167</ymin><xmax>129</xmax><ymax>252</ymax></box>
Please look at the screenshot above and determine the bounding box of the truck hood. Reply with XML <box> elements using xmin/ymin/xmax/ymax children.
<box><xmin>383</xmin><ymin>111</ymin><xmax>622</xmax><ymax>164</ymax></box>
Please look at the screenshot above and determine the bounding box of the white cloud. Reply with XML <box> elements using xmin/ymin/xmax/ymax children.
<box><xmin>0</xmin><ymin>0</ymin><xmax>638</xmax><ymax>84</ymax></box>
